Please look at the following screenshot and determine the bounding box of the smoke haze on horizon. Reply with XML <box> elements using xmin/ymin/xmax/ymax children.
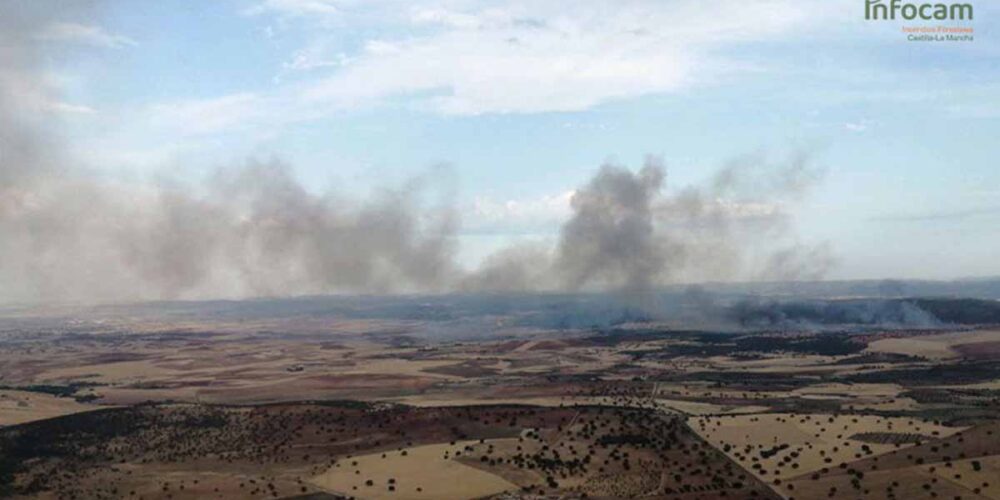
<box><xmin>0</xmin><ymin>2</ymin><xmax>832</xmax><ymax>305</ymax></box>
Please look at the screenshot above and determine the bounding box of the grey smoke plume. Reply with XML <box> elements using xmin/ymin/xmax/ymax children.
<box><xmin>728</xmin><ymin>298</ymin><xmax>943</xmax><ymax>330</ymax></box>
<box><xmin>0</xmin><ymin>4</ymin><xmax>458</xmax><ymax>303</ymax></box>
<box><xmin>0</xmin><ymin>157</ymin><xmax>460</xmax><ymax>302</ymax></box>
<box><xmin>1</xmin><ymin>3</ymin><xmax>468</xmax><ymax>303</ymax></box>
<box><xmin>0</xmin><ymin>3</ymin><xmax>832</xmax><ymax>305</ymax></box>
<box><xmin>555</xmin><ymin>158</ymin><xmax>668</xmax><ymax>292</ymax></box>
<box><xmin>464</xmin><ymin>153</ymin><xmax>831</xmax><ymax>294</ymax></box>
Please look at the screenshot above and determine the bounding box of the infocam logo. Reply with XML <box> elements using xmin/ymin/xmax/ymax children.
<box><xmin>865</xmin><ymin>0</ymin><xmax>974</xmax><ymax>20</ymax></box>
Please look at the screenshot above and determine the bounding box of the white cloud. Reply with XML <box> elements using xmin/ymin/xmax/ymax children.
<box><xmin>467</xmin><ymin>190</ymin><xmax>575</xmax><ymax>234</ymax></box>
<box><xmin>285</xmin><ymin>49</ymin><xmax>349</xmax><ymax>72</ymax></box>
<box><xmin>844</xmin><ymin>119</ymin><xmax>872</xmax><ymax>132</ymax></box>
<box><xmin>37</xmin><ymin>22</ymin><xmax>136</xmax><ymax>49</ymax></box>
<box><xmin>245</xmin><ymin>0</ymin><xmax>343</xmax><ymax>17</ymax></box>
<box><xmin>280</xmin><ymin>38</ymin><xmax>351</xmax><ymax>73</ymax></box>
<box><xmin>43</xmin><ymin>100</ymin><xmax>96</xmax><ymax>115</ymax></box>
<box><xmin>157</xmin><ymin>0</ymin><xmax>839</xmax><ymax>134</ymax></box>
<box><xmin>410</xmin><ymin>6</ymin><xmax>503</xmax><ymax>29</ymax></box>
<box><xmin>299</xmin><ymin>0</ymin><xmax>824</xmax><ymax>115</ymax></box>
<box><xmin>150</xmin><ymin>93</ymin><xmax>264</xmax><ymax>135</ymax></box>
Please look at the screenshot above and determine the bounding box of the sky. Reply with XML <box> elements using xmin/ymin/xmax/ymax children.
<box><xmin>10</xmin><ymin>0</ymin><xmax>1000</xmax><ymax>288</ymax></box>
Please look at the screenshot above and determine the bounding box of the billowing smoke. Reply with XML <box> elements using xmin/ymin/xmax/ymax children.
<box><xmin>0</xmin><ymin>158</ymin><xmax>460</xmax><ymax>303</ymax></box>
<box><xmin>0</xmin><ymin>4</ymin><xmax>458</xmax><ymax>303</ymax></box>
<box><xmin>0</xmin><ymin>3</ymin><xmax>832</xmax><ymax>305</ymax></box>
<box><xmin>555</xmin><ymin>159</ymin><xmax>669</xmax><ymax>292</ymax></box>
<box><xmin>463</xmin><ymin>153</ymin><xmax>832</xmax><ymax>295</ymax></box>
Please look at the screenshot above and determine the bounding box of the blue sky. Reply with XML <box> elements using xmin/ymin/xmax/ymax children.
<box><xmin>37</xmin><ymin>0</ymin><xmax>1000</xmax><ymax>281</ymax></box>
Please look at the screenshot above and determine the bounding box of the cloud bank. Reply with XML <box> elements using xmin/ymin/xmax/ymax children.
<box><xmin>144</xmin><ymin>0</ymin><xmax>837</xmax><ymax>136</ymax></box>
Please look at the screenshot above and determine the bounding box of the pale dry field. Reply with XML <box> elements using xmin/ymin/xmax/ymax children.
<box><xmin>866</xmin><ymin>329</ymin><xmax>1000</xmax><ymax>359</ymax></box>
<box><xmin>6</xmin><ymin>333</ymin><xmax>619</xmax><ymax>407</ymax></box>
<box><xmin>0</xmin><ymin>390</ymin><xmax>104</xmax><ymax>426</ymax></box>
<box><xmin>655</xmin><ymin>398</ymin><xmax>770</xmax><ymax>415</ymax></box>
<box><xmin>652</xmin><ymin>382</ymin><xmax>916</xmax><ymax>415</ymax></box>
<box><xmin>791</xmin><ymin>383</ymin><xmax>921</xmax><ymax>411</ymax></box>
<box><xmin>690</xmin><ymin>413</ymin><xmax>965</xmax><ymax>481</ymax></box>
<box><xmin>335</xmin><ymin>357</ymin><xmax>463</xmax><ymax>380</ymax></box>
<box><xmin>389</xmin><ymin>394</ymin><xmax>590</xmax><ymax>407</ymax></box>
<box><xmin>653</xmin><ymin>382</ymin><xmax>786</xmax><ymax>401</ymax></box>
<box><xmin>9</xmin><ymin>339</ymin><xmax>497</xmax><ymax>405</ymax></box>
<box><xmin>934</xmin><ymin>379</ymin><xmax>1000</xmax><ymax>390</ymax></box>
<box><xmin>40</xmin><ymin>359</ymin><xmax>183</xmax><ymax>383</ymax></box>
<box><xmin>791</xmin><ymin>383</ymin><xmax>902</xmax><ymax>398</ymax></box>
<box><xmin>710</xmin><ymin>354</ymin><xmax>835</xmax><ymax>370</ymax></box>
<box><xmin>866</xmin><ymin>338</ymin><xmax>960</xmax><ymax>359</ymax></box>
<box><xmin>309</xmin><ymin>440</ymin><xmax>517</xmax><ymax>500</ymax></box>
<box><xmin>927</xmin><ymin>454</ymin><xmax>1000</xmax><ymax>499</ymax></box>
<box><xmin>851</xmin><ymin>396</ymin><xmax>920</xmax><ymax>411</ymax></box>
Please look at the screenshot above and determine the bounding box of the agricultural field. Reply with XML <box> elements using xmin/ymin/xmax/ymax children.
<box><xmin>691</xmin><ymin>413</ymin><xmax>964</xmax><ymax>480</ymax></box>
<box><xmin>0</xmin><ymin>390</ymin><xmax>101</xmax><ymax>426</ymax></box>
<box><xmin>3</xmin><ymin>295</ymin><xmax>1000</xmax><ymax>499</ymax></box>
<box><xmin>0</xmin><ymin>403</ymin><xmax>779</xmax><ymax>499</ymax></box>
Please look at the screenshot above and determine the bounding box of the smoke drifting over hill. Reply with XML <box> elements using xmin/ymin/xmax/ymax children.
<box><xmin>0</xmin><ymin>3</ymin><xmax>830</xmax><ymax>305</ymax></box>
